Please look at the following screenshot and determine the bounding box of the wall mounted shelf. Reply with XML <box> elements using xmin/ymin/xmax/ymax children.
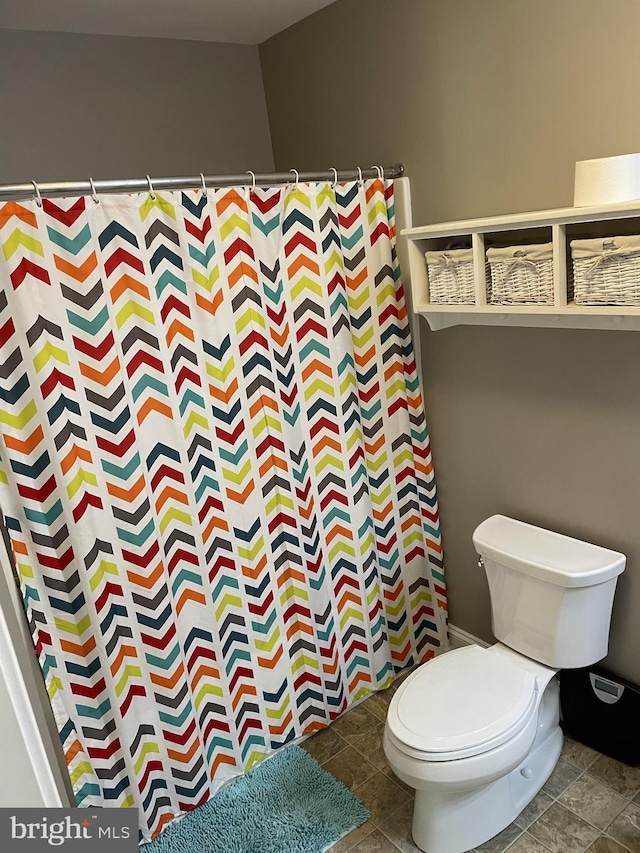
<box><xmin>403</xmin><ymin>200</ymin><xmax>640</xmax><ymax>331</ymax></box>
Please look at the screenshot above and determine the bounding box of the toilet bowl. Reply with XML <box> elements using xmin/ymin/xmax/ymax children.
<box><xmin>384</xmin><ymin>515</ymin><xmax>626</xmax><ymax>853</ymax></box>
<box><xmin>384</xmin><ymin>644</ymin><xmax>561</xmax><ymax>853</ymax></box>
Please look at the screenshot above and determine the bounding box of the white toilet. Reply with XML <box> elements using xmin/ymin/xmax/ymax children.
<box><xmin>383</xmin><ymin>515</ymin><xmax>626</xmax><ymax>853</ymax></box>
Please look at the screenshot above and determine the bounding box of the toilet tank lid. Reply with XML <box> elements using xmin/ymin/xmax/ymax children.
<box><xmin>473</xmin><ymin>516</ymin><xmax>625</xmax><ymax>588</ymax></box>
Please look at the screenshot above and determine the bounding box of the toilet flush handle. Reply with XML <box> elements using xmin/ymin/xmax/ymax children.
<box><xmin>477</xmin><ymin>556</ymin><xmax>485</xmax><ymax>569</ymax></box>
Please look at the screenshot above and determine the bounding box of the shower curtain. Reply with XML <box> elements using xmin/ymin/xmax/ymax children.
<box><xmin>0</xmin><ymin>178</ymin><xmax>446</xmax><ymax>841</ymax></box>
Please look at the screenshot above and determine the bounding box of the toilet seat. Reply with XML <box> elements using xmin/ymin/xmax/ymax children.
<box><xmin>387</xmin><ymin>645</ymin><xmax>538</xmax><ymax>762</ymax></box>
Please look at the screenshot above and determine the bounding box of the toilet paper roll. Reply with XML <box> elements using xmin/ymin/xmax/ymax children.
<box><xmin>574</xmin><ymin>154</ymin><xmax>640</xmax><ymax>207</ymax></box>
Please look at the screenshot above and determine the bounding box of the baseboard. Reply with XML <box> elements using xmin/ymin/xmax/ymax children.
<box><xmin>447</xmin><ymin>624</ymin><xmax>491</xmax><ymax>650</ymax></box>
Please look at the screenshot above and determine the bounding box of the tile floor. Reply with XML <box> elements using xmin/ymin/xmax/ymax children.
<box><xmin>302</xmin><ymin>670</ymin><xmax>640</xmax><ymax>853</ymax></box>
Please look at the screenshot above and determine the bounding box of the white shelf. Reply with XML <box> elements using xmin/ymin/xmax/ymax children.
<box><xmin>403</xmin><ymin>200</ymin><xmax>640</xmax><ymax>331</ymax></box>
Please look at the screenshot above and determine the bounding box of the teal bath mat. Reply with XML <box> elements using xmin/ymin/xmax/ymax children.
<box><xmin>145</xmin><ymin>745</ymin><xmax>370</xmax><ymax>853</ymax></box>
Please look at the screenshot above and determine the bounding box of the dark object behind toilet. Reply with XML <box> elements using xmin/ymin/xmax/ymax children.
<box><xmin>560</xmin><ymin>666</ymin><xmax>640</xmax><ymax>765</ymax></box>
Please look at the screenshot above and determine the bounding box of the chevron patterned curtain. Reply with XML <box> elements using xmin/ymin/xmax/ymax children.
<box><xmin>0</xmin><ymin>179</ymin><xmax>446</xmax><ymax>841</ymax></box>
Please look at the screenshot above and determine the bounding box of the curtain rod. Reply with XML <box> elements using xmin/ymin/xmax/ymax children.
<box><xmin>0</xmin><ymin>164</ymin><xmax>405</xmax><ymax>202</ymax></box>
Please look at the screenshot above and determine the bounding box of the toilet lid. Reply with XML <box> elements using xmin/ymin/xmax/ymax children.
<box><xmin>387</xmin><ymin>645</ymin><xmax>537</xmax><ymax>759</ymax></box>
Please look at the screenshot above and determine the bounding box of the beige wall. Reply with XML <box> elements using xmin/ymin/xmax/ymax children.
<box><xmin>0</xmin><ymin>29</ymin><xmax>274</xmax><ymax>183</ymax></box>
<box><xmin>261</xmin><ymin>0</ymin><xmax>640</xmax><ymax>683</ymax></box>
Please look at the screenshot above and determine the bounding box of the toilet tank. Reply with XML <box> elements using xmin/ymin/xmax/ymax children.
<box><xmin>473</xmin><ymin>515</ymin><xmax>626</xmax><ymax>669</ymax></box>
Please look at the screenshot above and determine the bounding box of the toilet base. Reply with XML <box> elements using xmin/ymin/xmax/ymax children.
<box><xmin>411</xmin><ymin>725</ymin><xmax>563</xmax><ymax>853</ymax></box>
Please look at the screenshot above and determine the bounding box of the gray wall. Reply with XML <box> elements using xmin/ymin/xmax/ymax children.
<box><xmin>0</xmin><ymin>29</ymin><xmax>274</xmax><ymax>182</ymax></box>
<box><xmin>261</xmin><ymin>0</ymin><xmax>640</xmax><ymax>684</ymax></box>
<box><xmin>0</xmin><ymin>25</ymin><xmax>274</xmax><ymax>806</ymax></box>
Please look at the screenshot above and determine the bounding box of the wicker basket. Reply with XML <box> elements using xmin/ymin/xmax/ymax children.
<box><xmin>425</xmin><ymin>248</ymin><xmax>476</xmax><ymax>304</ymax></box>
<box><xmin>571</xmin><ymin>236</ymin><xmax>640</xmax><ymax>305</ymax></box>
<box><xmin>487</xmin><ymin>243</ymin><xmax>554</xmax><ymax>305</ymax></box>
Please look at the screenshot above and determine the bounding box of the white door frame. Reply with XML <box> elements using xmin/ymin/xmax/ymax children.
<box><xmin>0</xmin><ymin>521</ymin><xmax>73</xmax><ymax>807</ymax></box>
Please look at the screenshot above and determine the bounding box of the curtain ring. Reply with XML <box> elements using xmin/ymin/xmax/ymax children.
<box><xmin>246</xmin><ymin>170</ymin><xmax>256</xmax><ymax>192</ymax></box>
<box><xmin>330</xmin><ymin>168</ymin><xmax>338</xmax><ymax>188</ymax></box>
<box><xmin>289</xmin><ymin>169</ymin><xmax>300</xmax><ymax>189</ymax></box>
<box><xmin>31</xmin><ymin>180</ymin><xmax>43</xmax><ymax>208</ymax></box>
<box><xmin>199</xmin><ymin>172</ymin><xmax>208</xmax><ymax>197</ymax></box>
<box><xmin>146</xmin><ymin>175</ymin><xmax>156</xmax><ymax>201</ymax></box>
<box><xmin>89</xmin><ymin>177</ymin><xmax>100</xmax><ymax>204</ymax></box>
<box><xmin>372</xmin><ymin>165</ymin><xmax>384</xmax><ymax>181</ymax></box>
<box><xmin>357</xmin><ymin>166</ymin><xmax>364</xmax><ymax>187</ymax></box>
